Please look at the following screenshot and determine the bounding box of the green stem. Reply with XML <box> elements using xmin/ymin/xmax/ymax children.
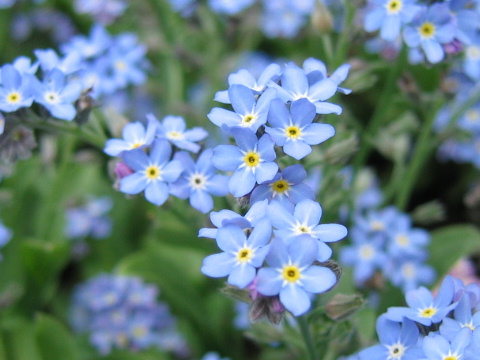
<box><xmin>395</xmin><ymin>97</ymin><xmax>445</xmax><ymax>211</ymax></box>
<box><xmin>298</xmin><ymin>315</ymin><xmax>318</xmax><ymax>360</ymax></box>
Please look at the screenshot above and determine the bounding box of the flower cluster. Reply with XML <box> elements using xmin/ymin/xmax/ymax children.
<box><xmin>350</xmin><ymin>275</ymin><xmax>480</xmax><ymax>360</ymax></box>
<box><xmin>198</xmin><ymin>58</ymin><xmax>350</xmax><ymax>316</ymax></box>
<box><xmin>70</xmin><ymin>274</ymin><xmax>185</xmax><ymax>355</ymax></box>
<box><xmin>73</xmin><ymin>0</ymin><xmax>128</xmax><ymax>25</ymax></box>
<box><xmin>167</xmin><ymin>0</ymin><xmax>344</xmax><ymax>38</ymax></box>
<box><xmin>340</xmin><ymin>206</ymin><xmax>435</xmax><ymax>293</ymax></box>
<box><xmin>105</xmin><ymin>114</ymin><xmax>229</xmax><ymax>212</ymax></box>
<box><xmin>363</xmin><ymin>0</ymin><xmax>480</xmax><ymax>64</ymax></box>
<box><xmin>65</xmin><ymin>196</ymin><xmax>113</xmax><ymax>240</ymax></box>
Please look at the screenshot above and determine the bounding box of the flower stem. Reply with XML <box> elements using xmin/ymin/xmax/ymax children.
<box><xmin>298</xmin><ymin>315</ymin><xmax>318</xmax><ymax>360</ymax></box>
<box><xmin>395</xmin><ymin>97</ymin><xmax>445</xmax><ymax>211</ymax></box>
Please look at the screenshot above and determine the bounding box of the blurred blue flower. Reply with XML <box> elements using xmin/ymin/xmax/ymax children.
<box><xmin>447</xmin><ymin>0</ymin><xmax>479</xmax><ymax>45</ymax></box>
<box><xmin>0</xmin><ymin>219</ymin><xmax>12</xmax><ymax>261</ymax></box>
<box><xmin>386</xmin><ymin>259</ymin><xmax>436</xmax><ymax>293</ymax></box>
<box><xmin>463</xmin><ymin>34</ymin><xmax>480</xmax><ymax>81</ymax></box>
<box><xmin>256</xmin><ymin>237</ymin><xmax>337</xmax><ymax>316</ymax></box>
<box><xmin>265</xmin><ymin>98</ymin><xmax>335</xmax><ymax>160</ymax></box>
<box><xmin>170</xmin><ymin>149</ymin><xmax>229</xmax><ymax>213</ymax></box>
<box><xmin>153</xmin><ymin>114</ymin><xmax>208</xmax><ymax>153</ymax></box>
<box><xmin>70</xmin><ymin>274</ymin><xmax>184</xmax><ymax>354</ymax></box>
<box><xmin>0</xmin><ymin>65</ymin><xmax>34</xmax><ymax>113</ymax></box>
<box><xmin>65</xmin><ymin>197</ymin><xmax>113</xmax><ymax>240</ymax></box>
<box><xmin>403</xmin><ymin>4</ymin><xmax>455</xmax><ymax>63</ymax></box>
<box><xmin>208</xmin><ymin>0</ymin><xmax>255</xmax><ymax>15</ymax></box>
<box><xmin>34</xmin><ymin>49</ymin><xmax>82</xmax><ymax>75</ymax></box>
<box><xmin>201</xmin><ymin>220</ymin><xmax>271</xmax><ymax>288</ymax></box>
<box><xmin>303</xmin><ymin>57</ymin><xmax>352</xmax><ymax>95</ymax></box>
<box><xmin>74</xmin><ymin>0</ymin><xmax>128</xmax><ymax>25</ymax></box>
<box><xmin>30</xmin><ymin>69</ymin><xmax>82</xmax><ymax>121</ymax></box>
<box><xmin>120</xmin><ymin>140</ymin><xmax>183</xmax><ymax>206</ymax></box>
<box><xmin>61</xmin><ymin>24</ymin><xmax>112</xmax><ymax>60</ymax></box>
<box><xmin>212</xmin><ymin>128</ymin><xmax>278</xmax><ymax>197</ymax></box>
<box><xmin>364</xmin><ymin>0</ymin><xmax>421</xmax><ymax>41</ymax></box>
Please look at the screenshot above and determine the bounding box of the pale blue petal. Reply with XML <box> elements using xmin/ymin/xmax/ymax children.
<box><xmin>364</xmin><ymin>7</ymin><xmax>384</xmax><ymax>32</ymax></box>
<box><xmin>161</xmin><ymin>160</ymin><xmax>183</xmax><ymax>182</ymax></box>
<box><xmin>212</xmin><ymin>145</ymin><xmax>243</xmax><ymax>171</ymax></box>
<box><xmin>291</xmin><ymin>98</ymin><xmax>316</xmax><ymax>127</ymax></box>
<box><xmin>229</xmin><ymin>169</ymin><xmax>256</xmax><ymax>197</ymax></box>
<box><xmin>380</xmin><ymin>15</ymin><xmax>401</xmax><ymax>41</ymax></box>
<box><xmin>122</xmin><ymin>149</ymin><xmax>149</xmax><ymax>171</ymax></box>
<box><xmin>267</xmin><ymin>98</ymin><xmax>290</xmax><ymax>128</ymax></box>
<box><xmin>301</xmin><ymin>266</ymin><xmax>336</xmax><ymax>293</ymax></box>
<box><xmin>294</xmin><ymin>199</ymin><xmax>322</xmax><ymax>226</ymax></box>
<box><xmin>229</xmin><ymin>84</ymin><xmax>255</xmax><ymax>116</ymax></box>
<box><xmin>288</xmin><ymin>236</ymin><xmax>317</xmax><ymax>266</ymax></box>
<box><xmin>120</xmin><ymin>173</ymin><xmax>148</xmax><ymax>194</ymax></box>
<box><xmin>284</xmin><ymin>140</ymin><xmax>312</xmax><ymax>160</ymax></box>
<box><xmin>280</xmin><ymin>285</ymin><xmax>311</xmax><ymax>316</ymax></box>
<box><xmin>282</xmin><ymin>164</ymin><xmax>307</xmax><ymax>184</ymax></box>
<box><xmin>150</xmin><ymin>140</ymin><xmax>172</xmax><ymax>165</ymax></box>
<box><xmin>216</xmin><ymin>225</ymin><xmax>245</xmax><ymax>252</ymax></box>
<box><xmin>314</xmin><ymin>101</ymin><xmax>342</xmax><ymax>115</ymax></box>
<box><xmin>227</xmin><ymin>265</ymin><xmax>256</xmax><ymax>288</ymax></box>
<box><xmin>282</xmin><ymin>67</ymin><xmax>308</xmax><ymax>97</ymax></box>
<box><xmin>308</xmin><ymin>79</ymin><xmax>337</xmax><ymax>102</ymax></box>
<box><xmin>145</xmin><ymin>181</ymin><xmax>169</xmax><ymax>206</ymax></box>
<box><xmin>256</xmin><ymin>162</ymin><xmax>278</xmax><ymax>184</ymax></box>
<box><xmin>208</xmin><ymin>108</ymin><xmax>241</xmax><ymax>128</ymax></box>
<box><xmin>231</xmin><ymin>127</ymin><xmax>258</xmax><ymax>151</ymax></box>
<box><xmin>205</xmin><ymin>174</ymin><xmax>229</xmax><ymax>196</ymax></box>
<box><xmin>201</xmin><ymin>252</ymin><xmax>236</xmax><ymax>278</ymax></box>
<box><xmin>248</xmin><ymin>218</ymin><xmax>272</xmax><ymax>247</ymax></box>
<box><xmin>313</xmin><ymin>224</ymin><xmax>347</xmax><ymax>242</ymax></box>
<box><xmin>190</xmin><ymin>190</ymin><xmax>214</xmax><ymax>214</ymax></box>
<box><xmin>256</xmin><ymin>268</ymin><xmax>282</xmax><ymax>296</ymax></box>
<box><xmin>422</xmin><ymin>40</ymin><xmax>444</xmax><ymax>64</ymax></box>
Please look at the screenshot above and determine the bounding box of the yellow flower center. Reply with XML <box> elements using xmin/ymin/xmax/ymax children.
<box><xmin>359</xmin><ymin>244</ymin><xmax>375</xmax><ymax>260</ymax></box>
<box><xmin>272</xmin><ymin>179</ymin><xmax>289</xmax><ymax>194</ymax></box>
<box><xmin>237</xmin><ymin>248</ymin><xmax>252</xmax><ymax>263</ymax></box>
<box><xmin>465</xmin><ymin>109</ymin><xmax>480</xmax><ymax>123</ymax></box>
<box><xmin>115</xmin><ymin>60</ymin><xmax>126</xmax><ymax>71</ymax></box>
<box><xmin>244</xmin><ymin>151</ymin><xmax>260</xmax><ymax>167</ymax></box>
<box><xmin>386</xmin><ymin>0</ymin><xmax>402</xmax><ymax>14</ymax></box>
<box><xmin>419</xmin><ymin>22</ymin><xmax>436</xmax><ymax>39</ymax></box>
<box><xmin>296</xmin><ymin>223</ymin><xmax>312</xmax><ymax>234</ymax></box>
<box><xmin>167</xmin><ymin>131</ymin><xmax>183</xmax><ymax>140</ymax></box>
<box><xmin>419</xmin><ymin>307</ymin><xmax>437</xmax><ymax>318</ymax></box>
<box><xmin>133</xmin><ymin>326</ymin><xmax>147</xmax><ymax>338</ymax></box>
<box><xmin>7</xmin><ymin>92</ymin><xmax>21</xmax><ymax>104</ymax></box>
<box><xmin>462</xmin><ymin>322</ymin><xmax>475</xmax><ymax>331</ymax></box>
<box><xmin>443</xmin><ymin>356</ymin><xmax>459</xmax><ymax>360</ymax></box>
<box><xmin>285</xmin><ymin>125</ymin><xmax>301</xmax><ymax>139</ymax></box>
<box><xmin>401</xmin><ymin>263</ymin><xmax>416</xmax><ymax>279</ymax></box>
<box><xmin>146</xmin><ymin>165</ymin><xmax>161</xmax><ymax>180</ymax></box>
<box><xmin>282</xmin><ymin>265</ymin><xmax>301</xmax><ymax>283</ymax></box>
<box><xmin>241</xmin><ymin>114</ymin><xmax>257</xmax><ymax>126</ymax></box>
<box><xmin>130</xmin><ymin>142</ymin><xmax>143</xmax><ymax>149</ymax></box>
<box><xmin>396</xmin><ymin>234</ymin><xmax>409</xmax><ymax>247</ymax></box>
<box><xmin>370</xmin><ymin>221</ymin><xmax>384</xmax><ymax>231</ymax></box>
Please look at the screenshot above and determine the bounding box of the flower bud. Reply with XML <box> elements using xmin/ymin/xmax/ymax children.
<box><xmin>325</xmin><ymin>293</ymin><xmax>365</xmax><ymax>321</ymax></box>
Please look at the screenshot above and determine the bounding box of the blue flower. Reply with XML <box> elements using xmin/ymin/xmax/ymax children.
<box><xmin>385</xmin><ymin>275</ymin><xmax>457</xmax><ymax>326</ymax></box>
<box><xmin>267</xmin><ymin>199</ymin><xmax>347</xmax><ymax>262</ymax></box>
<box><xmin>358</xmin><ymin>315</ymin><xmax>424</xmax><ymax>360</ymax></box>
<box><xmin>422</xmin><ymin>328</ymin><xmax>472</xmax><ymax>360</ymax></box>
<box><xmin>214</xmin><ymin>63</ymin><xmax>282</xmax><ymax>103</ymax></box>
<box><xmin>208</xmin><ymin>0</ymin><xmax>255</xmax><ymax>15</ymax></box>
<box><xmin>74</xmin><ymin>0</ymin><xmax>128</xmax><ymax>25</ymax></box>
<box><xmin>170</xmin><ymin>149</ymin><xmax>229</xmax><ymax>213</ymax></box>
<box><xmin>208</xmin><ymin>85</ymin><xmax>277</xmax><ymax>132</ymax></box>
<box><xmin>385</xmin><ymin>215</ymin><xmax>430</xmax><ymax>258</ymax></box>
<box><xmin>463</xmin><ymin>34</ymin><xmax>480</xmax><ymax>81</ymax></box>
<box><xmin>104</xmin><ymin>116</ymin><xmax>157</xmax><ymax>156</ymax></box>
<box><xmin>30</xmin><ymin>69</ymin><xmax>82</xmax><ymax>121</ymax></box>
<box><xmin>34</xmin><ymin>49</ymin><xmax>82</xmax><ymax>75</ymax></box>
<box><xmin>212</xmin><ymin>127</ymin><xmax>278</xmax><ymax>197</ymax></box>
<box><xmin>120</xmin><ymin>140</ymin><xmax>183</xmax><ymax>206</ymax></box>
<box><xmin>201</xmin><ymin>220</ymin><xmax>272</xmax><ymax>288</ymax></box>
<box><xmin>303</xmin><ymin>58</ymin><xmax>352</xmax><ymax>95</ymax></box>
<box><xmin>386</xmin><ymin>259</ymin><xmax>436</xmax><ymax>293</ymax></box>
<box><xmin>260</xmin><ymin>0</ymin><xmax>310</xmax><ymax>38</ymax></box>
<box><xmin>61</xmin><ymin>24</ymin><xmax>112</xmax><ymax>59</ymax></box>
<box><xmin>70</xmin><ymin>274</ymin><xmax>183</xmax><ymax>354</ymax></box>
<box><xmin>364</xmin><ymin>0</ymin><xmax>421</xmax><ymax>41</ymax></box>
<box><xmin>198</xmin><ymin>199</ymin><xmax>269</xmax><ymax>239</ymax></box>
<box><xmin>440</xmin><ymin>295</ymin><xmax>480</xmax><ymax>342</ymax></box>
<box><xmin>267</xmin><ymin>64</ymin><xmax>341</xmax><ymax>115</ymax></box>
<box><xmin>0</xmin><ymin>65</ymin><xmax>34</xmax><ymax>112</ymax></box>
<box><xmin>339</xmin><ymin>230</ymin><xmax>388</xmax><ymax>285</ymax></box>
<box><xmin>265</xmin><ymin>98</ymin><xmax>335</xmax><ymax>160</ymax></box>
<box><xmin>256</xmin><ymin>237</ymin><xmax>337</xmax><ymax>316</ymax></box>
<box><xmin>403</xmin><ymin>4</ymin><xmax>456</xmax><ymax>63</ymax></box>
<box><xmin>153</xmin><ymin>114</ymin><xmax>208</xmax><ymax>153</ymax></box>
<box><xmin>65</xmin><ymin>197</ymin><xmax>113</xmax><ymax>240</ymax></box>
<box><xmin>250</xmin><ymin>164</ymin><xmax>314</xmax><ymax>208</ymax></box>
<box><xmin>447</xmin><ymin>0</ymin><xmax>479</xmax><ymax>45</ymax></box>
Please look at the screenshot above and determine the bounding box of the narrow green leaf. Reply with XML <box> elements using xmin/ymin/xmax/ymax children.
<box><xmin>34</xmin><ymin>314</ymin><xmax>80</xmax><ymax>360</ymax></box>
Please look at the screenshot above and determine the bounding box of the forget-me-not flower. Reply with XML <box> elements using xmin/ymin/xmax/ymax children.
<box><xmin>265</xmin><ymin>98</ymin><xmax>335</xmax><ymax>160</ymax></box>
<box><xmin>0</xmin><ymin>65</ymin><xmax>34</xmax><ymax>113</ymax></box>
<box><xmin>170</xmin><ymin>149</ymin><xmax>229</xmax><ymax>213</ymax></box>
<box><xmin>120</xmin><ymin>140</ymin><xmax>183</xmax><ymax>206</ymax></box>
<box><xmin>422</xmin><ymin>328</ymin><xmax>472</xmax><ymax>360</ymax></box>
<box><xmin>212</xmin><ymin>127</ymin><xmax>278</xmax><ymax>197</ymax></box>
<box><xmin>30</xmin><ymin>69</ymin><xmax>83</xmax><ymax>121</ymax></box>
<box><xmin>104</xmin><ymin>117</ymin><xmax>157</xmax><ymax>156</ymax></box>
<box><xmin>256</xmin><ymin>237</ymin><xmax>337</xmax><ymax>316</ymax></box>
<box><xmin>152</xmin><ymin>114</ymin><xmax>208</xmax><ymax>153</ymax></box>
<box><xmin>403</xmin><ymin>4</ymin><xmax>455</xmax><ymax>64</ymax></box>
<box><xmin>201</xmin><ymin>219</ymin><xmax>271</xmax><ymax>288</ymax></box>
<box><xmin>208</xmin><ymin>85</ymin><xmax>277</xmax><ymax>132</ymax></box>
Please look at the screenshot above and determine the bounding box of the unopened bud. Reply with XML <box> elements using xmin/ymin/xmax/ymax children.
<box><xmin>249</xmin><ymin>297</ymin><xmax>269</xmax><ymax>322</ymax></box>
<box><xmin>325</xmin><ymin>293</ymin><xmax>365</xmax><ymax>321</ymax></box>
<box><xmin>74</xmin><ymin>90</ymin><xmax>100</xmax><ymax>125</ymax></box>
<box><xmin>114</xmin><ymin>162</ymin><xmax>134</xmax><ymax>180</ymax></box>
<box><xmin>411</xmin><ymin>201</ymin><xmax>445</xmax><ymax>225</ymax></box>
<box><xmin>312</xmin><ymin>2</ymin><xmax>333</xmax><ymax>33</ymax></box>
<box><xmin>316</xmin><ymin>260</ymin><xmax>342</xmax><ymax>281</ymax></box>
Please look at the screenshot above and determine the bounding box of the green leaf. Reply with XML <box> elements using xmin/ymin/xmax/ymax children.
<box><xmin>0</xmin><ymin>317</ymin><xmax>42</xmax><ymax>360</ymax></box>
<box><xmin>429</xmin><ymin>225</ymin><xmax>480</xmax><ymax>276</ymax></box>
<box><xmin>20</xmin><ymin>240</ymin><xmax>70</xmax><ymax>285</ymax></box>
<box><xmin>34</xmin><ymin>314</ymin><xmax>80</xmax><ymax>360</ymax></box>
